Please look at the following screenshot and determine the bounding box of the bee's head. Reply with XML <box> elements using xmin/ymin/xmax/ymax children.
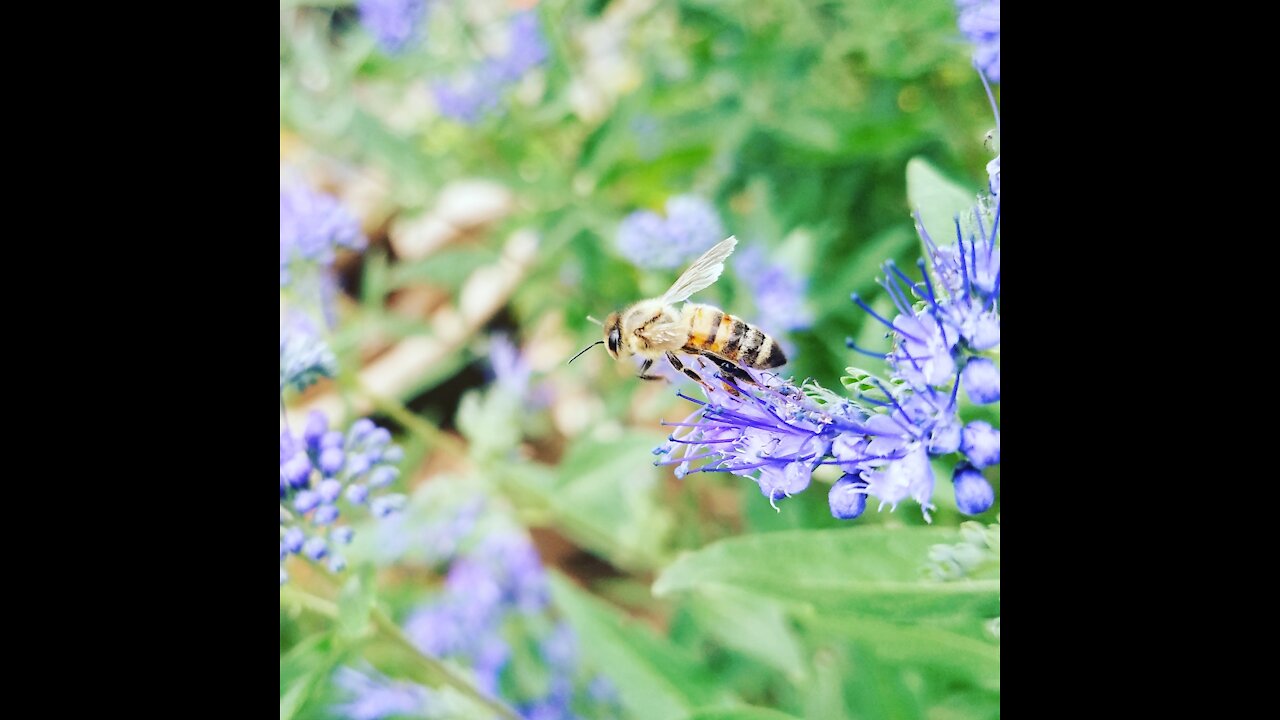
<box><xmin>603</xmin><ymin>312</ymin><xmax>623</xmax><ymax>360</ymax></box>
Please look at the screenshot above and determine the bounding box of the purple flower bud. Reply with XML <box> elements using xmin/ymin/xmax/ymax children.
<box><xmin>282</xmin><ymin>527</ymin><xmax>306</xmax><ymax>554</ymax></box>
<box><xmin>281</xmin><ymin>453</ymin><xmax>312</xmax><ymax>489</ymax></box>
<box><xmin>319</xmin><ymin>447</ymin><xmax>345</xmax><ymax>476</ymax></box>
<box><xmin>327</xmin><ymin>554</ymin><xmax>347</xmax><ymax>573</ymax></box>
<box><xmin>293</xmin><ymin>490</ymin><xmax>321</xmax><ymax>514</ymax></box>
<box><xmin>381</xmin><ymin>446</ymin><xmax>404</xmax><ymax>464</ymax></box>
<box><xmin>348</xmin><ymin>418</ymin><xmax>376</xmax><ymax>442</ymax></box>
<box><xmin>371</xmin><ymin>494</ymin><xmax>406</xmax><ymax>517</ymax></box>
<box><xmin>332</xmin><ymin>526</ymin><xmax>355</xmax><ymax>545</ymax></box>
<box><xmin>952</xmin><ymin>463</ymin><xmax>995</xmax><ymax>515</ymax></box>
<box><xmin>320</xmin><ymin>430</ymin><xmax>345</xmax><ymax>450</ymax></box>
<box><xmin>314</xmin><ymin>504</ymin><xmax>340</xmax><ymax>526</ymax></box>
<box><xmin>369</xmin><ymin>466</ymin><xmax>399</xmax><ymax>488</ymax></box>
<box><xmin>303</xmin><ymin>536</ymin><xmax>328</xmax><ymax>560</ymax></box>
<box><xmin>346</xmin><ymin>483</ymin><xmax>370</xmax><ymax>505</ymax></box>
<box><xmin>829</xmin><ymin>474</ymin><xmax>869</xmax><ymax>520</ymax></box>
<box><xmin>960</xmin><ymin>421</ymin><xmax>999</xmax><ymax>468</ymax></box>
<box><xmin>317</xmin><ymin>479</ymin><xmax>343</xmax><ymax>504</ymax></box>
<box><xmin>345</xmin><ymin>454</ymin><xmax>371</xmax><ymax>478</ymax></box>
<box><xmin>304</xmin><ymin>410</ymin><xmax>328</xmax><ymax>450</ymax></box>
<box><xmin>962</xmin><ymin>357</ymin><xmax>1000</xmax><ymax>404</ymax></box>
<box><xmin>366</xmin><ymin>427</ymin><xmax>392</xmax><ymax>449</ymax></box>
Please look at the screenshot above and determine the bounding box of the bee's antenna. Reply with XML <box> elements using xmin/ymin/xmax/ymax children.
<box><xmin>585</xmin><ymin>315</ymin><xmax>603</xmax><ymax>327</ymax></box>
<box><xmin>568</xmin><ymin>341</ymin><xmax>605</xmax><ymax>365</ymax></box>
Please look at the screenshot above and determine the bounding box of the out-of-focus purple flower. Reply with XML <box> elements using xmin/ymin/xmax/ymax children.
<box><xmin>430</xmin><ymin>68</ymin><xmax>502</xmax><ymax>124</ymax></box>
<box><xmin>375</xmin><ymin>517</ymin><xmax>603</xmax><ymax>717</ymax></box>
<box><xmin>488</xmin><ymin>333</ymin><xmax>530</xmax><ymax>394</ymax></box>
<box><xmin>280</xmin><ymin>182</ymin><xmax>365</xmax><ymax>287</ymax></box>
<box><xmin>732</xmin><ymin>245</ymin><xmax>812</xmax><ymax>336</ymax></box>
<box><xmin>491</xmin><ymin>11</ymin><xmax>548</xmax><ymax>81</ymax></box>
<box><xmin>332</xmin><ymin>666</ymin><xmax>437</xmax><ymax>720</ymax></box>
<box><xmin>279</xmin><ymin>411</ymin><xmax>405</xmax><ymax>583</ymax></box>
<box><xmin>280</xmin><ymin>323</ymin><xmax>336</xmax><ymax>393</ymax></box>
<box><xmin>430</xmin><ymin>10</ymin><xmax>548</xmax><ymax>124</ymax></box>
<box><xmin>957</xmin><ymin>0</ymin><xmax>999</xmax><ymax>83</ymax></box>
<box><xmin>357</xmin><ymin>0</ymin><xmax>428</xmax><ymax>55</ymax></box>
<box><xmin>617</xmin><ymin>195</ymin><xmax>725</xmax><ymax>270</ymax></box>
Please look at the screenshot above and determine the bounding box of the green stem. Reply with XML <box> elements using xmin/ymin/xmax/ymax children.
<box><xmin>280</xmin><ymin>586</ymin><xmax>521</xmax><ymax>720</ymax></box>
<box><xmin>362</xmin><ymin>386</ymin><xmax>469</xmax><ymax>457</ymax></box>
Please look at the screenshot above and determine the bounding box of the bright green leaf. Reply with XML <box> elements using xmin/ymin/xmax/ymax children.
<box><xmin>549</xmin><ymin>572</ymin><xmax>730</xmax><ymax>720</ymax></box>
<box><xmin>653</xmin><ymin>527</ymin><xmax>999</xmax><ymax>622</ymax></box>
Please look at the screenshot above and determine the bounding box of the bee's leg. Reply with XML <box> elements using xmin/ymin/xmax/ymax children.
<box><xmin>637</xmin><ymin>358</ymin><xmax>663</xmax><ymax>381</ymax></box>
<box><xmin>700</xmin><ymin>352</ymin><xmax>759</xmax><ymax>390</ymax></box>
<box><xmin>665</xmin><ymin>351</ymin><xmax>716</xmax><ymax>393</ymax></box>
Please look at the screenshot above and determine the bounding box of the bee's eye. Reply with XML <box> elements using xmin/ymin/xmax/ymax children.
<box><xmin>607</xmin><ymin>327</ymin><xmax>620</xmax><ymax>356</ymax></box>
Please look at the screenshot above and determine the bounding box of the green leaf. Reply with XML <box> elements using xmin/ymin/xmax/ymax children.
<box><xmin>677</xmin><ymin>708</ymin><xmax>806</xmax><ymax>720</ymax></box>
<box><xmin>809</xmin><ymin>615</ymin><xmax>999</xmax><ymax>691</ymax></box>
<box><xmin>653</xmin><ymin>527</ymin><xmax>999</xmax><ymax>622</ymax></box>
<box><xmin>549</xmin><ymin>572</ymin><xmax>729</xmax><ymax>720</ymax></box>
<box><xmin>336</xmin><ymin>567</ymin><xmax>376</xmax><ymax>641</ymax></box>
<box><xmin>279</xmin><ymin>633</ymin><xmax>336</xmax><ymax>720</ymax></box>
<box><xmin>906</xmin><ymin>157</ymin><xmax>975</xmax><ymax>253</ymax></box>
<box><xmin>686</xmin><ymin>585</ymin><xmax>808</xmax><ymax>684</ymax></box>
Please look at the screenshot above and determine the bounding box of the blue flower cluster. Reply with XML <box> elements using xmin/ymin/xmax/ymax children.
<box><xmin>280</xmin><ymin>182</ymin><xmax>366</xmax><ymax>288</ymax></box>
<box><xmin>358</xmin><ymin>0</ymin><xmax>429</xmax><ymax>55</ymax></box>
<box><xmin>957</xmin><ymin>0</ymin><xmax>1000</xmax><ymax>83</ymax></box>
<box><xmin>334</xmin><ymin>510</ymin><xmax>619</xmax><ymax>719</ymax></box>
<box><xmin>616</xmin><ymin>195</ymin><xmax>725</xmax><ymax>270</ymax></box>
<box><xmin>654</xmin><ymin>199</ymin><xmax>999</xmax><ymax>521</ymax></box>
<box><xmin>430</xmin><ymin>10</ymin><xmax>548</xmax><ymax>124</ymax></box>
<box><xmin>279</xmin><ymin>411</ymin><xmax>406</xmax><ymax>584</ymax></box>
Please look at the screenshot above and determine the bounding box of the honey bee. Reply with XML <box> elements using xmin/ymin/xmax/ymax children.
<box><xmin>571</xmin><ymin>236</ymin><xmax>786</xmax><ymax>390</ymax></box>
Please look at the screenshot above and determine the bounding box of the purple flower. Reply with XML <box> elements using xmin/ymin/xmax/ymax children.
<box><xmin>617</xmin><ymin>195</ymin><xmax>725</xmax><ymax>270</ymax></box>
<box><xmin>357</xmin><ymin>0</ymin><xmax>428</xmax><ymax>55</ymax></box>
<box><xmin>656</xmin><ymin>153</ymin><xmax>999</xmax><ymax>519</ymax></box>
<box><xmin>429</xmin><ymin>10</ymin><xmax>548</xmax><ymax>124</ymax></box>
<box><xmin>653</xmin><ymin>366</ymin><xmax>940</xmax><ymax>518</ymax></box>
<box><xmin>491</xmin><ymin>11</ymin><xmax>548</xmax><ymax>81</ymax></box>
<box><xmin>430</xmin><ymin>69</ymin><xmax>502</xmax><ymax>124</ymax></box>
<box><xmin>279</xmin><ymin>412</ymin><xmax>405</xmax><ymax>583</ymax></box>
<box><xmin>957</xmin><ymin>0</ymin><xmax>1000</xmax><ymax>83</ymax></box>
<box><xmin>280</xmin><ymin>182</ymin><xmax>365</xmax><ymax>287</ymax></box>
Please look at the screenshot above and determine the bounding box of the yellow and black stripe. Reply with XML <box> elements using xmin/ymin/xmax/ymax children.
<box><xmin>684</xmin><ymin>306</ymin><xmax>786</xmax><ymax>369</ymax></box>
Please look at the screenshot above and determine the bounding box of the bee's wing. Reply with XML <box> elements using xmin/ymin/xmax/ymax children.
<box><xmin>660</xmin><ymin>236</ymin><xmax>737</xmax><ymax>305</ymax></box>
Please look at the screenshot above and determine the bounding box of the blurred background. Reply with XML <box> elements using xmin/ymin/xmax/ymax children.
<box><xmin>281</xmin><ymin>1</ymin><xmax>999</xmax><ymax>718</ymax></box>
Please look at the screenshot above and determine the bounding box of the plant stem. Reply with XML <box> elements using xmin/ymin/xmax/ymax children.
<box><xmin>280</xmin><ymin>585</ymin><xmax>521</xmax><ymax>720</ymax></box>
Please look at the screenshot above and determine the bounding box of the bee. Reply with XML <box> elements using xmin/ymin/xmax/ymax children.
<box><xmin>570</xmin><ymin>236</ymin><xmax>786</xmax><ymax>391</ymax></box>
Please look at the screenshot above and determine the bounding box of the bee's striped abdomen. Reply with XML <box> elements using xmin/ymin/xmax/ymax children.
<box><xmin>683</xmin><ymin>305</ymin><xmax>786</xmax><ymax>369</ymax></box>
